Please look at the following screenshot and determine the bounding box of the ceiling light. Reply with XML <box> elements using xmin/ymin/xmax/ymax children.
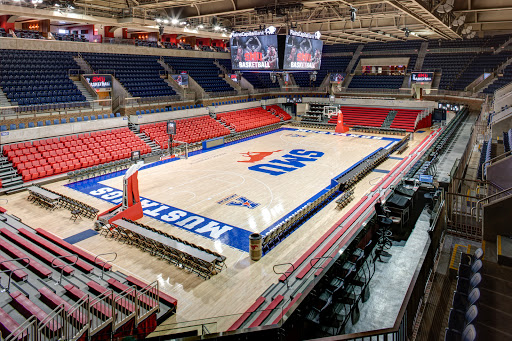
<box><xmin>163</xmin><ymin>19</ymin><xmax>169</xmax><ymax>24</ymax></box>
<box><xmin>171</xmin><ymin>18</ymin><xmax>179</xmax><ymax>25</ymax></box>
<box><xmin>214</xmin><ymin>25</ymin><xmax>220</xmax><ymax>31</ymax></box>
<box><xmin>198</xmin><ymin>24</ymin><xmax>204</xmax><ymax>29</ymax></box>
<box><xmin>155</xmin><ymin>18</ymin><xmax>162</xmax><ymax>23</ymax></box>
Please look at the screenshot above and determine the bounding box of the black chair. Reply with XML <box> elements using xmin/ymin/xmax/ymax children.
<box><xmin>445</xmin><ymin>324</ymin><xmax>477</xmax><ymax>341</ymax></box>
<box><xmin>458</xmin><ymin>259</ymin><xmax>482</xmax><ymax>280</ymax></box>
<box><xmin>457</xmin><ymin>272</ymin><xmax>482</xmax><ymax>295</ymax></box>
<box><xmin>460</xmin><ymin>248</ymin><xmax>483</xmax><ymax>266</ymax></box>
<box><xmin>453</xmin><ymin>288</ymin><xmax>480</xmax><ymax>312</ymax></box>
<box><xmin>448</xmin><ymin>305</ymin><xmax>478</xmax><ymax>332</ymax></box>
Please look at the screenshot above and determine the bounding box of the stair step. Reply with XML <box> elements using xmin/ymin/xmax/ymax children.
<box><xmin>6</xmin><ymin>184</ymin><xmax>26</xmax><ymax>194</ymax></box>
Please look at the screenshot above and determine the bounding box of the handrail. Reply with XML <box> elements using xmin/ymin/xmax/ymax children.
<box><xmin>94</xmin><ymin>252</ymin><xmax>117</xmax><ymax>279</ymax></box>
<box><xmin>471</xmin><ymin>186</ymin><xmax>512</xmax><ymax>225</ymax></box>
<box><xmin>51</xmin><ymin>254</ymin><xmax>78</xmax><ymax>285</ymax></box>
<box><xmin>309</xmin><ymin>256</ymin><xmax>334</xmax><ymax>271</ymax></box>
<box><xmin>273</xmin><ymin>263</ymin><xmax>295</xmax><ymax>288</ymax></box>
<box><xmin>0</xmin><ymin>257</ymin><xmax>30</xmax><ymax>292</ymax></box>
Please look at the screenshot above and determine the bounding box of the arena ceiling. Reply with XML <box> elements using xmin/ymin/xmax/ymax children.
<box><xmin>1</xmin><ymin>0</ymin><xmax>512</xmax><ymax>42</ymax></box>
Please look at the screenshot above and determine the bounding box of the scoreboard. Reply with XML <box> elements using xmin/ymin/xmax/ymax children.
<box><xmin>230</xmin><ymin>29</ymin><xmax>323</xmax><ymax>71</ymax></box>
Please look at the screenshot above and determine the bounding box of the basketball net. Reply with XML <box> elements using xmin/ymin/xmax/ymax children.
<box><xmin>335</xmin><ymin>109</ymin><xmax>349</xmax><ymax>133</ymax></box>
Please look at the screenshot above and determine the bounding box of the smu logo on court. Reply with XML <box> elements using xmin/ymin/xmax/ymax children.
<box><xmin>248</xmin><ymin>149</ymin><xmax>324</xmax><ymax>176</ymax></box>
<box><xmin>217</xmin><ymin>194</ymin><xmax>260</xmax><ymax>209</ymax></box>
<box><xmin>238</xmin><ymin>150</ymin><xmax>282</xmax><ymax>163</ymax></box>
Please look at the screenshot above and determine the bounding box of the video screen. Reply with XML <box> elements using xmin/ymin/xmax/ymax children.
<box><xmin>171</xmin><ymin>74</ymin><xmax>189</xmax><ymax>88</ymax></box>
<box><xmin>230</xmin><ymin>35</ymin><xmax>279</xmax><ymax>70</ymax></box>
<box><xmin>283</xmin><ymin>36</ymin><xmax>323</xmax><ymax>70</ymax></box>
<box><xmin>330</xmin><ymin>73</ymin><xmax>345</xmax><ymax>83</ymax></box>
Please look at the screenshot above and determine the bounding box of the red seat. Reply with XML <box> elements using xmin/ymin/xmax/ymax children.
<box><xmin>0</xmin><ymin>306</ymin><xmax>24</xmax><ymax>339</ymax></box>
<box><xmin>64</xmin><ymin>284</ymin><xmax>112</xmax><ymax>318</ymax></box>
<box><xmin>10</xmin><ymin>291</ymin><xmax>62</xmax><ymax>332</ymax></box>
<box><xmin>0</xmin><ymin>239</ymin><xmax>52</xmax><ymax>278</ymax></box>
<box><xmin>38</xmin><ymin>287</ymin><xmax>88</xmax><ymax>325</ymax></box>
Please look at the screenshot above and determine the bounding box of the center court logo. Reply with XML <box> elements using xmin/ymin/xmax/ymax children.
<box><xmin>246</xmin><ymin>149</ymin><xmax>324</xmax><ymax>176</ymax></box>
<box><xmin>238</xmin><ymin>150</ymin><xmax>282</xmax><ymax>163</ymax></box>
<box><xmin>217</xmin><ymin>194</ymin><xmax>260</xmax><ymax>209</ymax></box>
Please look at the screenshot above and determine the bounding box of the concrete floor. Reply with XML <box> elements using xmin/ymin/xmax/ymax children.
<box><xmin>344</xmin><ymin>209</ymin><xmax>432</xmax><ymax>334</ymax></box>
<box><xmin>435</xmin><ymin>115</ymin><xmax>477</xmax><ymax>184</ymax></box>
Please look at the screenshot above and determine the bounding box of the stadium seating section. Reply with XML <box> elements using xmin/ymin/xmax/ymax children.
<box><xmin>0</xmin><ymin>113</ymin><xmax>120</xmax><ymax>132</ymax></box>
<box><xmin>327</xmin><ymin>106</ymin><xmax>424</xmax><ymax>132</ymax></box>
<box><xmin>362</xmin><ymin>40</ymin><xmax>422</xmax><ymax>51</ymax></box>
<box><xmin>140</xmin><ymin>115</ymin><xmax>230</xmax><ymax>149</ymax></box>
<box><xmin>163</xmin><ymin>56</ymin><xmax>234</xmax><ymax>93</ymax></box>
<box><xmin>322</xmin><ymin>44</ymin><xmax>360</xmax><ymax>53</ymax></box>
<box><xmin>267</xmin><ymin>105</ymin><xmax>292</xmax><ymax>121</ymax></box>
<box><xmin>0</xmin><ymin>210</ymin><xmax>177</xmax><ymax>340</ymax></box>
<box><xmin>217</xmin><ymin>107</ymin><xmax>281</xmax><ymax>132</ymax></box>
<box><xmin>82</xmin><ymin>53</ymin><xmax>175</xmax><ymax>98</ymax></box>
<box><xmin>484</xmin><ymin>63</ymin><xmax>512</xmax><ymax>94</ymax></box>
<box><xmin>348</xmin><ymin>75</ymin><xmax>404</xmax><ymax>89</ymax></box>
<box><xmin>3</xmin><ymin>128</ymin><xmax>150</xmax><ymax>182</ymax></box>
<box><xmin>53</xmin><ymin>33</ymin><xmax>88</xmax><ymax>42</ymax></box>
<box><xmin>312</xmin><ymin>56</ymin><xmax>353</xmax><ymax>87</ymax></box>
<box><xmin>241</xmin><ymin>72</ymin><xmax>280</xmax><ymax>89</ymax></box>
<box><xmin>14</xmin><ymin>30</ymin><xmax>43</xmax><ymax>39</ymax></box>
<box><xmin>0</xmin><ymin>28</ymin><xmax>9</xmax><ymax>37</ymax></box>
<box><xmin>0</xmin><ymin>49</ymin><xmax>86</xmax><ymax>106</ymax></box>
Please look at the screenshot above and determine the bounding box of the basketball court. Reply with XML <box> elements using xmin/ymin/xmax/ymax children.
<box><xmin>0</xmin><ymin>126</ymin><xmax>430</xmax><ymax>332</ymax></box>
<box><xmin>66</xmin><ymin>128</ymin><xmax>400</xmax><ymax>252</ymax></box>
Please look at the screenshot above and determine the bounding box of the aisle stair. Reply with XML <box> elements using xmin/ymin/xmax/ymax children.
<box><xmin>0</xmin><ymin>156</ymin><xmax>24</xmax><ymax>193</ymax></box>
<box><xmin>381</xmin><ymin>110</ymin><xmax>397</xmax><ymax>128</ymax></box>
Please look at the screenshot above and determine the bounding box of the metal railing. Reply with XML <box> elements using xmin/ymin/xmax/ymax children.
<box><xmin>0</xmin><ymin>99</ymin><xmax>112</xmax><ymax>118</ymax></box>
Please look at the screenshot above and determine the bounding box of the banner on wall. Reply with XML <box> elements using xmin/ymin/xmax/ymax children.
<box><xmin>84</xmin><ymin>75</ymin><xmax>112</xmax><ymax>91</ymax></box>
<box><xmin>171</xmin><ymin>74</ymin><xmax>189</xmax><ymax>88</ymax></box>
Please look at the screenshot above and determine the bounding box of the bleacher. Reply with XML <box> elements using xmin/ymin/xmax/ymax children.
<box><xmin>3</xmin><ymin>128</ymin><xmax>150</xmax><ymax>182</ymax></box>
<box><xmin>217</xmin><ymin>59</ymin><xmax>232</xmax><ymax>73</ymax></box>
<box><xmin>327</xmin><ymin>106</ymin><xmax>422</xmax><ymax>131</ymax></box>
<box><xmin>0</xmin><ymin>49</ymin><xmax>86</xmax><ymax>106</ymax></box>
<box><xmin>0</xmin><ymin>112</ymin><xmax>120</xmax><ymax>132</ymax></box>
<box><xmin>422</xmin><ymin>53</ymin><xmax>476</xmax><ymax>90</ymax></box>
<box><xmin>389</xmin><ymin>109</ymin><xmax>424</xmax><ymax>132</ymax></box>
<box><xmin>450</xmin><ymin>52</ymin><xmax>511</xmax><ymax>90</ymax></box>
<box><xmin>484</xmin><ymin>63</ymin><xmax>512</xmax><ymax>94</ymax></box>
<box><xmin>53</xmin><ymin>33</ymin><xmax>88</xmax><ymax>42</ymax></box>
<box><xmin>444</xmin><ymin>248</ymin><xmax>482</xmax><ymax>341</ymax></box>
<box><xmin>477</xmin><ymin>138</ymin><xmax>492</xmax><ymax>180</ymax></box>
<box><xmin>135</xmin><ymin>39</ymin><xmax>159</xmax><ymax>48</ymax></box>
<box><xmin>322</xmin><ymin>44</ymin><xmax>360</xmax><ymax>53</ymax></box>
<box><xmin>313</xmin><ymin>56</ymin><xmax>353</xmax><ymax>87</ymax></box>
<box><xmin>267</xmin><ymin>105</ymin><xmax>292</xmax><ymax>121</ymax></box>
<box><xmin>348</xmin><ymin>75</ymin><xmax>404</xmax><ymax>89</ymax></box>
<box><xmin>14</xmin><ymin>30</ymin><xmax>43</xmax><ymax>40</ymax></box>
<box><xmin>162</xmin><ymin>42</ymin><xmax>178</xmax><ymax>49</ymax></box>
<box><xmin>163</xmin><ymin>57</ymin><xmax>233</xmax><ymax>93</ymax></box>
<box><xmin>217</xmin><ymin>107</ymin><xmax>281</xmax><ymax>132</ymax></box>
<box><xmin>140</xmin><ymin>115</ymin><xmax>230</xmax><ymax>149</ymax></box>
<box><xmin>82</xmin><ymin>53</ymin><xmax>175</xmax><ymax>98</ymax></box>
<box><xmin>0</xmin><ymin>208</ymin><xmax>176</xmax><ymax>340</ymax></box>
<box><xmin>241</xmin><ymin>72</ymin><xmax>280</xmax><ymax>89</ymax></box>
<box><xmin>362</xmin><ymin>40</ymin><xmax>422</xmax><ymax>51</ymax></box>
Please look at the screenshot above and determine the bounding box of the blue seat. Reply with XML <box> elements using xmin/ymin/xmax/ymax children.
<box><xmin>53</xmin><ymin>119</ymin><xmax>59</xmax><ymax>125</ymax></box>
<box><xmin>9</xmin><ymin>124</ymin><xmax>16</xmax><ymax>130</ymax></box>
<box><xmin>61</xmin><ymin>119</ymin><xmax>66</xmax><ymax>124</ymax></box>
<box><xmin>19</xmin><ymin>123</ymin><xmax>25</xmax><ymax>129</ymax></box>
<box><xmin>145</xmin><ymin>110</ymin><xmax>150</xmax><ymax>115</ymax></box>
<box><xmin>186</xmin><ymin>105</ymin><xmax>189</xmax><ymax>109</ymax></box>
<box><xmin>0</xmin><ymin>125</ymin><xmax>6</xmax><ymax>131</ymax></box>
<box><xmin>155</xmin><ymin>109</ymin><xmax>160</xmax><ymax>113</ymax></box>
<box><xmin>151</xmin><ymin>109</ymin><xmax>155</xmax><ymax>114</ymax></box>
<box><xmin>136</xmin><ymin>111</ymin><xmax>140</xmax><ymax>115</ymax></box>
<box><xmin>28</xmin><ymin>122</ymin><xmax>35</xmax><ymax>128</ymax></box>
<box><xmin>37</xmin><ymin>121</ymin><xmax>44</xmax><ymax>127</ymax></box>
<box><xmin>69</xmin><ymin>118</ymin><xmax>75</xmax><ymax>123</ymax></box>
<box><xmin>90</xmin><ymin>115</ymin><xmax>96</xmax><ymax>120</ymax></box>
<box><xmin>83</xmin><ymin>116</ymin><xmax>89</xmax><ymax>121</ymax></box>
<box><xmin>109</xmin><ymin>114</ymin><xmax>114</xmax><ymax>118</ymax></box>
<box><xmin>103</xmin><ymin>114</ymin><xmax>108</xmax><ymax>119</ymax></box>
<box><xmin>76</xmin><ymin>117</ymin><xmax>82</xmax><ymax>122</ymax></box>
<box><xmin>181</xmin><ymin>106</ymin><xmax>185</xmax><ymax>110</ymax></box>
<box><xmin>45</xmin><ymin>120</ymin><xmax>51</xmax><ymax>126</ymax></box>
<box><xmin>116</xmin><ymin>113</ymin><xmax>120</xmax><ymax>117</ymax></box>
<box><xmin>97</xmin><ymin>115</ymin><xmax>102</xmax><ymax>120</ymax></box>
